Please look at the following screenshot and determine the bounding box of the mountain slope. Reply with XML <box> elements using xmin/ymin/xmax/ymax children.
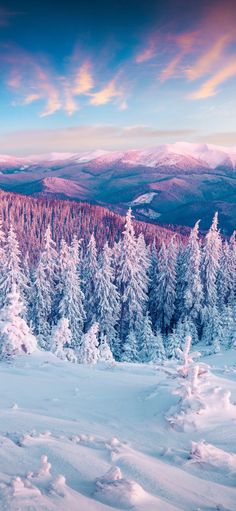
<box><xmin>0</xmin><ymin>143</ymin><xmax>236</xmax><ymax>233</ymax></box>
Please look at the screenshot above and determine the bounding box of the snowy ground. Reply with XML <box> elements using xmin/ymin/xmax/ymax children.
<box><xmin>0</xmin><ymin>350</ymin><xmax>236</xmax><ymax>510</ymax></box>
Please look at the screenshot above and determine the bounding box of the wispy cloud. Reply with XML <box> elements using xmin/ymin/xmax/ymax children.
<box><xmin>135</xmin><ymin>35</ymin><xmax>157</xmax><ymax>63</ymax></box>
<box><xmin>89</xmin><ymin>78</ymin><xmax>124</xmax><ymax>106</ymax></box>
<box><xmin>189</xmin><ymin>59</ymin><xmax>236</xmax><ymax>99</ymax></box>
<box><xmin>74</xmin><ymin>62</ymin><xmax>94</xmax><ymax>95</ymax></box>
<box><xmin>3</xmin><ymin>48</ymin><xmax>127</xmax><ymax>116</ymax></box>
<box><xmin>185</xmin><ymin>35</ymin><xmax>230</xmax><ymax>81</ymax></box>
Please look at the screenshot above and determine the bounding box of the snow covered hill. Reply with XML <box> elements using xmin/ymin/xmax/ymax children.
<box><xmin>0</xmin><ymin>142</ymin><xmax>236</xmax><ymax>232</ymax></box>
<box><xmin>0</xmin><ymin>349</ymin><xmax>236</xmax><ymax>510</ymax></box>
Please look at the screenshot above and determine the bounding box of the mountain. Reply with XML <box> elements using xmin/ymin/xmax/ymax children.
<box><xmin>0</xmin><ymin>142</ymin><xmax>236</xmax><ymax>233</ymax></box>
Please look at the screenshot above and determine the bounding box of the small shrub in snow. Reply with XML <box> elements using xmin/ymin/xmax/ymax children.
<box><xmin>78</xmin><ymin>323</ymin><xmax>100</xmax><ymax>364</ymax></box>
<box><xmin>50</xmin><ymin>317</ymin><xmax>77</xmax><ymax>362</ymax></box>
<box><xmin>99</xmin><ymin>335</ymin><xmax>114</xmax><ymax>362</ymax></box>
<box><xmin>176</xmin><ymin>335</ymin><xmax>201</xmax><ymax>377</ymax></box>
<box><xmin>0</xmin><ymin>286</ymin><xmax>37</xmax><ymax>359</ymax></box>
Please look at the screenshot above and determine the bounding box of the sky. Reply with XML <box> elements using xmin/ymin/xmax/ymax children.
<box><xmin>0</xmin><ymin>0</ymin><xmax>236</xmax><ymax>154</ymax></box>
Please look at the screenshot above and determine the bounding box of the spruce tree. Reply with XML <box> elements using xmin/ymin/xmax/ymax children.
<box><xmin>0</xmin><ymin>285</ymin><xmax>37</xmax><ymax>359</ymax></box>
<box><xmin>59</xmin><ymin>236</ymin><xmax>85</xmax><ymax>347</ymax></box>
<box><xmin>118</xmin><ymin>209</ymin><xmax>148</xmax><ymax>342</ymax></box>
<box><xmin>95</xmin><ymin>242</ymin><xmax>120</xmax><ymax>354</ymax></box>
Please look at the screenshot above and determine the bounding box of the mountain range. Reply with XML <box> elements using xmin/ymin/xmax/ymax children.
<box><xmin>0</xmin><ymin>142</ymin><xmax>236</xmax><ymax>233</ymax></box>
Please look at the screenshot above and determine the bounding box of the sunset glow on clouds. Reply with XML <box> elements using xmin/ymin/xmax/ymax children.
<box><xmin>0</xmin><ymin>0</ymin><xmax>236</xmax><ymax>153</ymax></box>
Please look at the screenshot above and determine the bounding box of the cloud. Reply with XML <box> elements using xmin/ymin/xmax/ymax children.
<box><xmin>160</xmin><ymin>31</ymin><xmax>197</xmax><ymax>81</ymax></box>
<box><xmin>135</xmin><ymin>36</ymin><xmax>157</xmax><ymax>63</ymax></box>
<box><xmin>185</xmin><ymin>35</ymin><xmax>231</xmax><ymax>81</ymax></box>
<box><xmin>3</xmin><ymin>48</ymin><xmax>127</xmax><ymax>116</ymax></box>
<box><xmin>189</xmin><ymin>59</ymin><xmax>236</xmax><ymax>99</ymax></box>
<box><xmin>74</xmin><ymin>62</ymin><xmax>94</xmax><ymax>95</ymax></box>
<box><xmin>89</xmin><ymin>78</ymin><xmax>124</xmax><ymax>106</ymax></box>
<box><xmin>22</xmin><ymin>93</ymin><xmax>41</xmax><ymax>105</ymax></box>
<box><xmin>0</xmin><ymin>125</ymin><xmax>197</xmax><ymax>155</ymax></box>
<box><xmin>197</xmin><ymin>131</ymin><xmax>236</xmax><ymax>146</ymax></box>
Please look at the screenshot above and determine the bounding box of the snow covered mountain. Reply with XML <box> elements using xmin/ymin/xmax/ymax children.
<box><xmin>0</xmin><ymin>142</ymin><xmax>236</xmax><ymax>233</ymax></box>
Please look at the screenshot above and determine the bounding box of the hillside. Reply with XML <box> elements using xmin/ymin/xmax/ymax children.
<box><xmin>0</xmin><ymin>190</ymin><xmax>183</xmax><ymax>262</ymax></box>
<box><xmin>0</xmin><ymin>143</ymin><xmax>236</xmax><ymax>234</ymax></box>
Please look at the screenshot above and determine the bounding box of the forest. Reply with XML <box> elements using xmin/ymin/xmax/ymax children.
<box><xmin>0</xmin><ymin>197</ymin><xmax>235</xmax><ymax>363</ymax></box>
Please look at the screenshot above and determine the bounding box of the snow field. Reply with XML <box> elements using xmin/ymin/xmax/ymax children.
<box><xmin>0</xmin><ymin>348</ymin><xmax>236</xmax><ymax>510</ymax></box>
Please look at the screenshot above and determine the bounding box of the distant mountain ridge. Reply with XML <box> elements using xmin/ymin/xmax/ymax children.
<box><xmin>0</xmin><ymin>142</ymin><xmax>236</xmax><ymax>233</ymax></box>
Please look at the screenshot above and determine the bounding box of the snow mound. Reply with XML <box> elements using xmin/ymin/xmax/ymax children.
<box><xmin>95</xmin><ymin>466</ymin><xmax>147</xmax><ymax>509</ymax></box>
<box><xmin>190</xmin><ymin>441</ymin><xmax>236</xmax><ymax>472</ymax></box>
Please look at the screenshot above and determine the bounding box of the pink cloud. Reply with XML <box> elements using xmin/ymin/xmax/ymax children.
<box><xmin>189</xmin><ymin>59</ymin><xmax>236</xmax><ymax>99</ymax></box>
<box><xmin>135</xmin><ymin>36</ymin><xmax>157</xmax><ymax>64</ymax></box>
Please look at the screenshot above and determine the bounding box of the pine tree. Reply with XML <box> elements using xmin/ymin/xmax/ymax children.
<box><xmin>31</xmin><ymin>258</ymin><xmax>52</xmax><ymax>348</ymax></box>
<box><xmin>166</xmin><ymin>328</ymin><xmax>181</xmax><ymax>358</ymax></box>
<box><xmin>183</xmin><ymin>221</ymin><xmax>203</xmax><ymax>323</ymax></box>
<box><xmin>202</xmin><ymin>304</ymin><xmax>226</xmax><ymax>348</ymax></box>
<box><xmin>0</xmin><ymin>225</ymin><xmax>27</xmax><ymax>309</ymax></box>
<box><xmin>122</xmin><ymin>329</ymin><xmax>138</xmax><ymax>362</ymax></box>
<box><xmin>155</xmin><ymin>237</ymin><xmax>177</xmax><ymax>333</ymax></box>
<box><xmin>0</xmin><ymin>285</ymin><xmax>37</xmax><ymax>359</ymax></box>
<box><xmin>82</xmin><ymin>234</ymin><xmax>98</xmax><ymax>328</ymax></box>
<box><xmin>95</xmin><ymin>242</ymin><xmax>120</xmax><ymax>353</ymax></box>
<box><xmin>139</xmin><ymin>313</ymin><xmax>157</xmax><ymax>363</ymax></box>
<box><xmin>118</xmin><ymin>209</ymin><xmax>148</xmax><ymax>342</ymax></box>
<box><xmin>0</xmin><ymin>216</ymin><xmax>6</xmax><ymax>279</ymax></box>
<box><xmin>78</xmin><ymin>323</ymin><xmax>100</xmax><ymax>364</ymax></box>
<box><xmin>202</xmin><ymin>213</ymin><xmax>222</xmax><ymax>309</ymax></box>
<box><xmin>59</xmin><ymin>237</ymin><xmax>85</xmax><ymax>347</ymax></box>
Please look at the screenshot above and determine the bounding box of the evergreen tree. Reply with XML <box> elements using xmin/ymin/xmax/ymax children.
<box><xmin>95</xmin><ymin>242</ymin><xmax>120</xmax><ymax>353</ymax></box>
<box><xmin>31</xmin><ymin>258</ymin><xmax>52</xmax><ymax>348</ymax></box>
<box><xmin>166</xmin><ymin>328</ymin><xmax>181</xmax><ymax>358</ymax></box>
<box><xmin>0</xmin><ymin>225</ymin><xmax>27</xmax><ymax>309</ymax></box>
<box><xmin>78</xmin><ymin>323</ymin><xmax>100</xmax><ymax>364</ymax></box>
<box><xmin>122</xmin><ymin>329</ymin><xmax>138</xmax><ymax>362</ymax></box>
<box><xmin>183</xmin><ymin>221</ymin><xmax>203</xmax><ymax>323</ymax></box>
<box><xmin>202</xmin><ymin>213</ymin><xmax>222</xmax><ymax>309</ymax></box>
<box><xmin>0</xmin><ymin>216</ymin><xmax>6</xmax><ymax>279</ymax></box>
<box><xmin>82</xmin><ymin>234</ymin><xmax>98</xmax><ymax>328</ymax></box>
<box><xmin>139</xmin><ymin>313</ymin><xmax>155</xmax><ymax>362</ymax></box>
<box><xmin>59</xmin><ymin>237</ymin><xmax>85</xmax><ymax>347</ymax></box>
<box><xmin>118</xmin><ymin>209</ymin><xmax>148</xmax><ymax>341</ymax></box>
<box><xmin>155</xmin><ymin>237</ymin><xmax>177</xmax><ymax>333</ymax></box>
<box><xmin>0</xmin><ymin>285</ymin><xmax>37</xmax><ymax>359</ymax></box>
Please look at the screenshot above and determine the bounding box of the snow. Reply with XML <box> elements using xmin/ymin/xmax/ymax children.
<box><xmin>2</xmin><ymin>141</ymin><xmax>236</xmax><ymax>170</ymax></box>
<box><xmin>131</xmin><ymin>192</ymin><xmax>157</xmax><ymax>205</ymax></box>
<box><xmin>0</xmin><ymin>349</ymin><xmax>236</xmax><ymax>510</ymax></box>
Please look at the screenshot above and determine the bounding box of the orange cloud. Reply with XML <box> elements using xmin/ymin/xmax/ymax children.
<box><xmin>89</xmin><ymin>78</ymin><xmax>123</xmax><ymax>106</ymax></box>
<box><xmin>189</xmin><ymin>59</ymin><xmax>236</xmax><ymax>99</ymax></box>
<box><xmin>74</xmin><ymin>62</ymin><xmax>94</xmax><ymax>95</ymax></box>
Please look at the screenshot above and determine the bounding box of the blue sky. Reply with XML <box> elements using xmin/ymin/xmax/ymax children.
<box><xmin>0</xmin><ymin>0</ymin><xmax>236</xmax><ymax>154</ymax></box>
